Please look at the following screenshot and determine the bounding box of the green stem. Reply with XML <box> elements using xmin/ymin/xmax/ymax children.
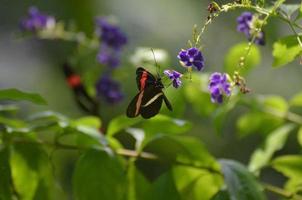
<box><xmin>263</xmin><ymin>183</ymin><xmax>302</xmax><ymax>200</ymax></box>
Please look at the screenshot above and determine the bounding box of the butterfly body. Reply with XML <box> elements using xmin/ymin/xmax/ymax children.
<box><xmin>127</xmin><ymin>67</ymin><xmax>172</xmax><ymax>119</ymax></box>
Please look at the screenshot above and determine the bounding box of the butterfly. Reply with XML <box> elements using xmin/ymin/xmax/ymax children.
<box><xmin>126</xmin><ymin>67</ymin><xmax>172</xmax><ymax>119</ymax></box>
<box><xmin>63</xmin><ymin>63</ymin><xmax>99</xmax><ymax>115</ymax></box>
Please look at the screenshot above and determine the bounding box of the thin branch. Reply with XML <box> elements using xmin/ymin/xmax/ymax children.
<box><xmin>263</xmin><ymin>183</ymin><xmax>302</xmax><ymax>200</ymax></box>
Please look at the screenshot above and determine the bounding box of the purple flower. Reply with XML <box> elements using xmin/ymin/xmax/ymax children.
<box><xmin>208</xmin><ymin>72</ymin><xmax>231</xmax><ymax>104</ymax></box>
<box><xmin>177</xmin><ymin>47</ymin><xmax>205</xmax><ymax>71</ymax></box>
<box><xmin>97</xmin><ymin>44</ymin><xmax>120</xmax><ymax>68</ymax></box>
<box><xmin>96</xmin><ymin>17</ymin><xmax>127</xmax><ymax>50</ymax></box>
<box><xmin>164</xmin><ymin>70</ymin><xmax>182</xmax><ymax>88</ymax></box>
<box><xmin>237</xmin><ymin>12</ymin><xmax>265</xmax><ymax>45</ymax></box>
<box><xmin>20</xmin><ymin>7</ymin><xmax>55</xmax><ymax>32</ymax></box>
<box><xmin>96</xmin><ymin>76</ymin><xmax>124</xmax><ymax>104</ymax></box>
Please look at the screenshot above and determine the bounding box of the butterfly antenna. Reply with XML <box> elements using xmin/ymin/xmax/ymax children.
<box><xmin>151</xmin><ymin>48</ymin><xmax>160</xmax><ymax>77</ymax></box>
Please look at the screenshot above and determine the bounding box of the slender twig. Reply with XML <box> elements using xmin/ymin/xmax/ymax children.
<box><xmin>263</xmin><ymin>183</ymin><xmax>302</xmax><ymax>200</ymax></box>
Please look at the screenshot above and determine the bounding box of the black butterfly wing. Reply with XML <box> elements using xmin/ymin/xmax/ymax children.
<box><xmin>163</xmin><ymin>94</ymin><xmax>173</xmax><ymax>111</ymax></box>
<box><xmin>140</xmin><ymin>86</ymin><xmax>164</xmax><ymax>119</ymax></box>
<box><xmin>136</xmin><ymin>67</ymin><xmax>156</xmax><ymax>90</ymax></box>
<box><xmin>126</xmin><ymin>91</ymin><xmax>141</xmax><ymax>118</ymax></box>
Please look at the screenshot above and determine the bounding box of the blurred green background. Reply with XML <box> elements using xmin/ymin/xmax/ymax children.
<box><xmin>0</xmin><ymin>0</ymin><xmax>301</xmax><ymax>198</ymax></box>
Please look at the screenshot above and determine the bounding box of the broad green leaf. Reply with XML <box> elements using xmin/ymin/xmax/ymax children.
<box><xmin>132</xmin><ymin>169</ymin><xmax>181</xmax><ymax>200</ymax></box>
<box><xmin>272</xmin><ymin>155</ymin><xmax>302</xmax><ymax>178</ymax></box>
<box><xmin>248</xmin><ymin>124</ymin><xmax>295</xmax><ymax>174</ymax></box>
<box><xmin>298</xmin><ymin>127</ymin><xmax>302</xmax><ymax>147</ymax></box>
<box><xmin>220</xmin><ymin>159</ymin><xmax>266</xmax><ymax>200</ymax></box>
<box><xmin>171</xmin><ymin>136</ymin><xmax>219</xmax><ymax>170</ymax></box>
<box><xmin>71</xmin><ymin>116</ymin><xmax>106</xmax><ymax>147</ymax></box>
<box><xmin>142</xmin><ymin>115</ymin><xmax>192</xmax><ymax>138</ymax></box>
<box><xmin>279</xmin><ymin>4</ymin><xmax>300</xmax><ymax>17</ymax></box>
<box><xmin>262</xmin><ymin>95</ymin><xmax>288</xmax><ymax>114</ymax></box>
<box><xmin>0</xmin><ymin>147</ymin><xmax>12</xmax><ymax>200</ymax></box>
<box><xmin>183</xmin><ymin>73</ymin><xmax>215</xmax><ymax>117</ymax></box>
<box><xmin>290</xmin><ymin>92</ymin><xmax>302</xmax><ymax>107</ymax></box>
<box><xmin>107</xmin><ymin>115</ymin><xmax>141</xmax><ymax>137</ymax></box>
<box><xmin>73</xmin><ymin>116</ymin><xmax>101</xmax><ymax>129</ymax></box>
<box><xmin>238</xmin><ymin>95</ymin><xmax>288</xmax><ymax>137</ymax></box>
<box><xmin>224</xmin><ymin>43</ymin><xmax>261</xmax><ymax>76</ymax></box>
<box><xmin>10</xmin><ymin>143</ymin><xmax>55</xmax><ymax>200</ymax></box>
<box><xmin>136</xmin><ymin>135</ymin><xmax>217</xmax><ymax>181</ymax></box>
<box><xmin>135</xmin><ymin>135</ymin><xmax>186</xmax><ymax>181</ymax></box>
<box><xmin>0</xmin><ymin>89</ymin><xmax>47</xmax><ymax>105</ymax></box>
<box><xmin>272</xmin><ymin>155</ymin><xmax>302</xmax><ymax>193</ymax></box>
<box><xmin>272</xmin><ymin>35</ymin><xmax>302</xmax><ymax>67</ymax></box>
<box><xmin>73</xmin><ymin>149</ymin><xmax>126</xmax><ymax>200</ymax></box>
<box><xmin>173</xmin><ymin>166</ymin><xmax>223</xmax><ymax>200</ymax></box>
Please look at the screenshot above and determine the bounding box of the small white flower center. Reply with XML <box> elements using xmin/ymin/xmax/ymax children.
<box><xmin>189</xmin><ymin>58</ymin><xmax>194</xmax><ymax>62</ymax></box>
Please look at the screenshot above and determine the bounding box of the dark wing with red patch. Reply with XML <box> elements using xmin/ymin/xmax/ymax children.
<box><xmin>136</xmin><ymin>67</ymin><xmax>156</xmax><ymax>91</ymax></box>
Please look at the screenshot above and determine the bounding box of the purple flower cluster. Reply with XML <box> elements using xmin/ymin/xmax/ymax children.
<box><xmin>177</xmin><ymin>47</ymin><xmax>205</xmax><ymax>71</ymax></box>
<box><xmin>208</xmin><ymin>72</ymin><xmax>231</xmax><ymax>104</ymax></box>
<box><xmin>237</xmin><ymin>12</ymin><xmax>265</xmax><ymax>45</ymax></box>
<box><xmin>96</xmin><ymin>18</ymin><xmax>127</xmax><ymax>68</ymax></box>
<box><xmin>20</xmin><ymin>7</ymin><xmax>55</xmax><ymax>32</ymax></box>
<box><xmin>164</xmin><ymin>70</ymin><xmax>182</xmax><ymax>88</ymax></box>
<box><xmin>96</xmin><ymin>75</ymin><xmax>124</xmax><ymax>103</ymax></box>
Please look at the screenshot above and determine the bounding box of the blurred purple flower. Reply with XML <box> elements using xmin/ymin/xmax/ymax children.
<box><xmin>97</xmin><ymin>44</ymin><xmax>120</xmax><ymax>68</ymax></box>
<box><xmin>208</xmin><ymin>72</ymin><xmax>231</xmax><ymax>104</ymax></box>
<box><xmin>237</xmin><ymin>12</ymin><xmax>265</xmax><ymax>45</ymax></box>
<box><xmin>20</xmin><ymin>6</ymin><xmax>55</xmax><ymax>32</ymax></box>
<box><xmin>96</xmin><ymin>17</ymin><xmax>127</xmax><ymax>50</ymax></box>
<box><xmin>164</xmin><ymin>70</ymin><xmax>182</xmax><ymax>88</ymax></box>
<box><xmin>177</xmin><ymin>47</ymin><xmax>205</xmax><ymax>71</ymax></box>
<box><xmin>96</xmin><ymin>75</ymin><xmax>124</xmax><ymax>103</ymax></box>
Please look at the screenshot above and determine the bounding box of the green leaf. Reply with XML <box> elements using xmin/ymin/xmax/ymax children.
<box><xmin>262</xmin><ymin>95</ymin><xmax>288</xmax><ymax>114</ymax></box>
<box><xmin>142</xmin><ymin>115</ymin><xmax>192</xmax><ymax>138</ymax></box>
<box><xmin>136</xmin><ymin>135</ymin><xmax>217</xmax><ymax>181</ymax></box>
<box><xmin>73</xmin><ymin>116</ymin><xmax>101</xmax><ymax>129</ymax></box>
<box><xmin>224</xmin><ymin>43</ymin><xmax>261</xmax><ymax>76</ymax></box>
<box><xmin>10</xmin><ymin>143</ymin><xmax>55</xmax><ymax>200</ymax></box>
<box><xmin>107</xmin><ymin>115</ymin><xmax>141</xmax><ymax>137</ymax></box>
<box><xmin>272</xmin><ymin>35</ymin><xmax>302</xmax><ymax>67</ymax></box>
<box><xmin>272</xmin><ymin>155</ymin><xmax>302</xmax><ymax>178</ymax></box>
<box><xmin>248</xmin><ymin>124</ymin><xmax>296</xmax><ymax>174</ymax></box>
<box><xmin>173</xmin><ymin>166</ymin><xmax>223</xmax><ymax>200</ymax></box>
<box><xmin>280</xmin><ymin>4</ymin><xmax>300</xmax><ymax>17</ymax></box>
<box><xmin>298</xmin><ymin>126</ymin><xmax>302</xmax><ymax>147</ymax></box>
<box><xmin>0</xmin><ymin>89</ymin><xmax>47</xmax><ymax>105</ymax></box>
<box><xmin>290</xmin><ymin>92</ymin><xmax>302</xmax><ymax>107</ymax></box>
<box><xmin>171</xmin><ymin>136</ymin><xmax>219</xmax><ymax>169</ymax></box>
<box><xmin>272</xmin><ymin>155</ymin><xmax>302</xmax><ymax>193</ymax></box>
<box><xmin>132</xmin><ymin>169</ymin><xmax>181</xmax><ymax>200</ymax></box>
<box><xmin>135</xmin><ymin>135</ymin><xmax>186</xmax><ymax>181</ymax></box>
<box><xmin>73</xmin><ymin>149</ymin><xmax>126</xmax><ymax>200</ymax></box>
<box><xmin>0</xmin><ymin>147</ymin><xmax>12</xmax><ymax>200</ymax></box>
<box><xmin>220</xmin><ymin>159</ymin><xmax>267</xmax><ymax>200</ymax></box>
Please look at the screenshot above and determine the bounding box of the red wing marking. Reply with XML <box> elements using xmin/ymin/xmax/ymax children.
<box><xmin>67</xmin><ymin>74</ymin><xmax>82</xmax><ymax>88</ymax></box>
<box><xmin>140</xmin><ymin>71</ymin><xmax>148</xmax><ymax>91</ymax></box>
